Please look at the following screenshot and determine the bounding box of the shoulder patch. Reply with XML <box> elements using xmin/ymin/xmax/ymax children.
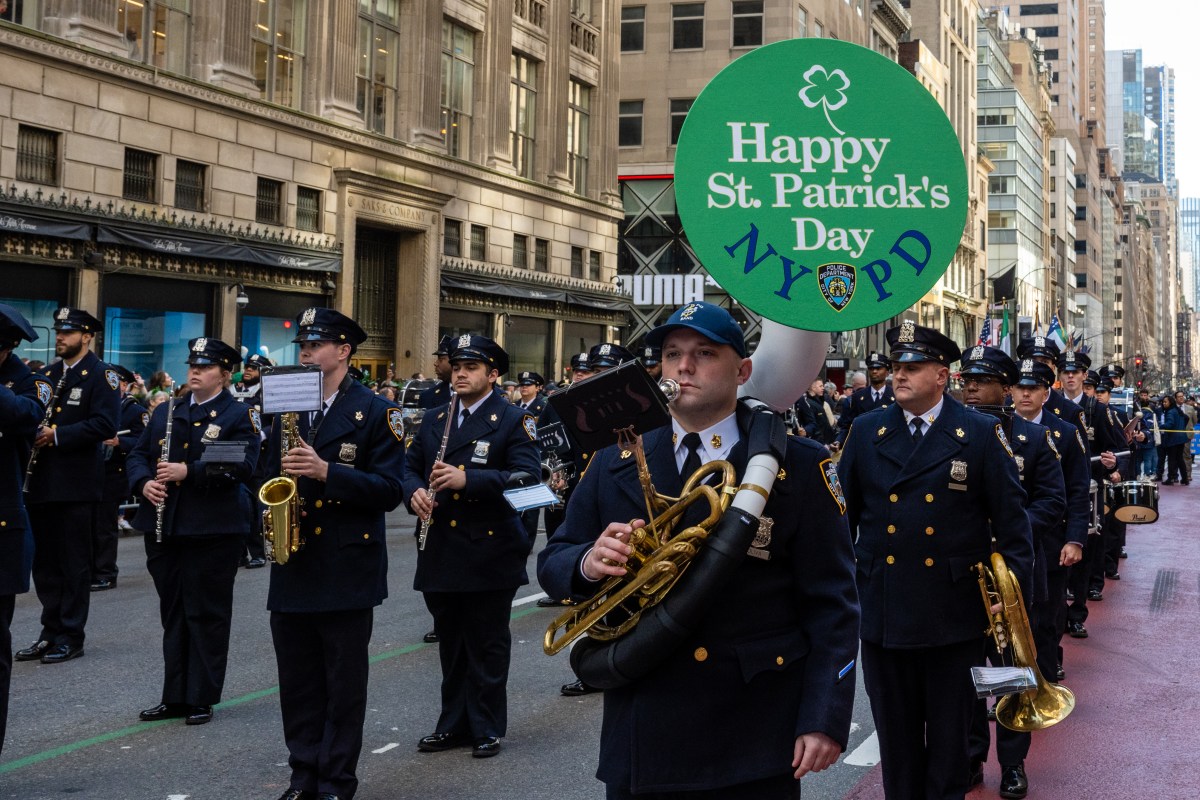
<box><xmin>1075</xmin><ymin>429</ymin><xmax>1087</xmax><ymax>455</ymax></box>
<box><xmin>1045</xmin><ymin>429</ymin><xmax>1060</xmax><ymax>460</ymax></box>
<box><xmin>523</xmin><ymin>414</ymin><xmax>537</xmax><ymax>441</ymax></box>
<box><xmin>248</xmin><ymin>407</ymin><xmax>262</xmax><ymax>435</ymax></box>
<box><xmin>141</xmin><ymin>411</ymin><xmax>150</xmax><ymax>427</ymax></box>
<box><xmin>35</xmin><ymin>379</ymin><xmax>53</xmax><ymax>408</ymax></box>
<box><xmin>388</xmin><ymin>407</ymin><xmax>405</xmax><ymax>443</ymax></box>
<box><xmin>995</xmin><ymin>423</ymin><xmax>1014</xmax><ymax>458</ymax></box>
<box><xmin>821</xmin><ymin>458</ymin><xmax>847</xmax><ymax>514</ymax></box>
<box><xmin>105</xmin><ymin>369</ymin><xmax>120</xmax><ymax>390</ymax></box>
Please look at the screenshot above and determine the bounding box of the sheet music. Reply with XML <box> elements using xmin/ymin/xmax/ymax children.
<box><xmin>261</xmin><ymin>369</ymin><xmax>323</xmax><ymax>414</ymax></box>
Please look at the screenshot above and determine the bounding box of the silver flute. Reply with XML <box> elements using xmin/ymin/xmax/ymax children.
<box><xmin>155</xmin><ymin>395</ymin><xmax>176</xmax><ymax>543</ymax></box>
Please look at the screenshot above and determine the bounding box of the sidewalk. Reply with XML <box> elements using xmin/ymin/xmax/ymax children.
<box><xmin>845</xmin><ymin>479</ymin><xmax>1198</xmax><ymax>799</ymax></box>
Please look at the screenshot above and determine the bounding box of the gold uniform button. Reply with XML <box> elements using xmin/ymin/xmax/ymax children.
<box><xmin>453</xmin><ymin>493</ymin><xmax>460</xmax><ymax>500</ymax></box>
<box><xmin>193</xmin><ymin>421</ymin><xmax>201</xmax><ymax>427</ymax></box>
<box><xmin>55</xmin><ymin>407</ymin><xmax>61</xmax><ymax>412</ymax></box>
<box><xmin>886</xmin><ymin>555</ymin><xmax>895</xmax><ymax>565</ymax></box>
<box><xmin>925</xmin><ymin>493</ymin><xmax>934</xmax><ymax>503</ymax></box>
<box><xmin>925</xmin><ymin>526</ymin><xmax>935</xmax><ymax>535</ymax></box>
<box><xmin>458</xmin><ymin>464</ymin><xmax>465</xmax><ymax>470</ymax></box>
<box><xmin>925</xmin><ymin>558</ymin><xmax>934</xmax><ymax>567</ymax></box>
<box><xmin>488</xmin><ymin>530</ymin><xmax>494</xmax><ymax>536</ymax></box>
<box><xmin>889</xmin><ymin>493</ymin><xmax>898</xmax><ymax>503</ymax></box>
<box><xmin>450</xmin><ymin>520</ymin><xmax>457</xmax><ymax>527</ymax></box>
<box><xmin>363</xmin><ymin>533</ymin><xmax>369</xmax><ymax>540</ymax></box>
<box><xmin>315</xmin><ymin>500</ymin><xmax>323</xmax><ymax>508</ymax></box>
<box><xmin>775</xmin><ymin>656</ymin><xmax>785</xmax><ymax>666</ymax></box>
<box><xmin>887</xmin><ymin>525</ymin><xmax>896</xmax><ymax>534</ymax></box>
<box><xmin>693</xmin><ymin>647</ymin><xmax>708</xmax><ymax>662</ymax></box>
<box><xmin>314</xmin><ymin>527</ymin><xmax>322</xmax><ymax>534</ymax></box>
<box><xmin>0</xmin><ymin>521</ymin><xmax>5</xmax><ymax>527</ymax></box>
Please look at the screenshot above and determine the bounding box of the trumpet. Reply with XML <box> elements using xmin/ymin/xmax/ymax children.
<box><xmin>260</xmin><ymin>412</ymin><xmax>304</xmax><ymax>564</ymax></box>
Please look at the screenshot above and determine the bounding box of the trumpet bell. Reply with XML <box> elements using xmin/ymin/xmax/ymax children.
<box><xmin>259</xmin><ymin>476</ymin><xmax>296</xmax><ymax>506</ymax></box>
<box><xmin>996</xmin><ymin>680</ymin><xmax>1076</xmax><ymax>732</ymax></box>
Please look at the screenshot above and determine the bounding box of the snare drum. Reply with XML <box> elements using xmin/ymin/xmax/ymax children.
<box><xmin>1109</xmin><ymin>481</ymin><xmax>1159</xmax><ymax>524</ymax></box>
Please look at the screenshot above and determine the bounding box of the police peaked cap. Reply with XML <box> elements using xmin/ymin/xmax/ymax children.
<box><xmin>587</xmin><ymin>342</ymin><xmax>636</xmax><ymax>369</ymax></box>
<box><xmin>865</xmin><ymin>351</ymin><xmax>890</xmax><ymax>369</ymax></box>
<box><xmin>885</xmin><ymin>322</ymin><xmax>961</xmax><ymax>366</ymax></box>
<box><xmin>1017</xmin><ymin>335</ymin><xmax>1061</xmax><ymax>360</ymax></box>
<box><xmin>518</xmin><ymin>371</ymin><xmax>545</xmax><ymax>386</ymax></box>
<box><xmin>569</xmin><ymin>352</ymin><xmax>591</xmax><ymax>372</ymax></box>
<box><xmin>1056</xmin><ymin>350</ymin><xmax>1091</xmax><ymax>372</ymax></box>
<box><xmin>1014</xmin><ymin>359</ymin><xmax>1056</xmax><ymax>388</ymax></box>
<box><xmin>0</xmin><ymin>302</ymin><xmax>37</xmax><ymax>348</ymax></box>
<box><xmin>433</xmin><ymin>334</ymin><xmax>456</xmax><ymax>357</ymax></box>
<box><xmin>640</xmin><ymin>345</ymin><xmax>662</xmax><ymax>366</ymax></box>
<box><xmin>110</xmin><ymin>364</ymin><xmax>136</xmax><ymax>384</ymax></box>
<box><xmin>959</xmin><ymin>345</ymin><xmax>1019</xmax><ymax>385</ymax></box>
<box><xmin>1082</xmin><ymin>369</ymin><xmax>1100</xmax><ymax>387</ymax></box>
<box><xmin>244</xmin><ymin>354</ymin><xmax>274</xmax><ymax>370</ymax></box>
<box><xmin>449</xmin><ymin>334</ymin><xmax>509</xmax><ymax>375</ymax></box>
<box><xmin>52</xmin><ymin>306</ymin><xmax>102</xmax><ymax>333</ymax></box>
<box><xmin>1098</xmin><ymin>363</ymin><xmax>1126</xmax><ymax>380</ymax></box>
<box><xmin>185</xmin><ymin>337</ymin><xmax>240</xmax><ymax>371</ymax></box>
<box><xmin>292</xmin><ymin>307</ymin><xmax>367</xmax><ymax>347</ymax></box>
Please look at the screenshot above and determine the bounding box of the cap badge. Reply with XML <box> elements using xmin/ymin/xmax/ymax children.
<box><xmin>521</xmin><ymin>372</ymin><xmax>529</xmax><ymax>380</ymax></box>
<box><xmin>1035</xmin><ymin>336</ymin><xmax>1046</xmax><ymax>347</ymax></box>
<box><xmin>56</xmin><ymin>307</ymin><xmax>70</xmax><ymax>320</ymax></box>
<box><xmin>679</xmin><ymin>303</ymin><xmax>700</xmax><ymax>321</ymax></box>
<box><xmin>192</xmin><ymin>337</ymin><xmax>207</xmax><ymax>353</ymax></box>
<box><xmin>300</xmin><ymin>308</ymin><xmax>317</xmax><ymax>326</ymax></box>
<box><xmin>599</xmin><ymin>344</ymin><xmax>611</xmax><ymax>355</ymax></box>
<box><xmin>950</xmin><ymin>460</ymin><xmax>967</xmax><ymax>482</ymax></box>
<box><xmin>1021</xmin><ymin>359</ymin><xmax>1033</xmax><ymax>372</ymax></box>
<box><xmin>970</xmin><ymin>346</ymin><xmax>984</xmax><ymax>361</ymax></box>
<box><xmin>898</xmin><ymin>320</ymin><xmax>916</xmax><ymax>344</ymax></box>
<box><xmin>457</xmin><ymin>333</ymin><xmax>471</xmax><ymax>348</ymax></box>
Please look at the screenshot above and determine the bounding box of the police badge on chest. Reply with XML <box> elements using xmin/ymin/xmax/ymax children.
<box><xmin>67</xmin><ymin>386</ymin><xmax>83</xmax><ymax>406</ymax></box>
<box><xmin>472</xmin><ymin>440</ymin><xmax>491</xmax><ymax>464</ymax></box>
<box><xmin>747</xmin><ymin>516</ymin><xmax>773</xmax><ymax>560</ymax></box>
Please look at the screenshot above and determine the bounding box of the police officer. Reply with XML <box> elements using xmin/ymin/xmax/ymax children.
<box><xmin>538</xmin><ymin>301</ymin><xmax>860</xmax><ymax>798</ymax></box>
<box><xmin>406</xmin><ymin>335</ymin><xmax>539</xmax><ymax>760</ymax></box>
<box><xmin>0</xmin><ymin>305</ymin><xmax>47</xmax><ymax>753</ymax></box>
<box><xmin>566</xmin><ymin>351</ymin><xmax>592</xmax><ymax>385</ymax></box>
<box><xmin>92</xmin><ymin>364</ymin><xmax>147</xmax><ymax>591</ymax></box>
<box><xmin>837</xmin><ymin>322</ymin><xmax>1033</xmax><ymax>800</ymax></box>
<box><xmin>127</xmin><ymin>337</ymin><xmax>259</xmax><ymax>726</ymax></box>
<box><xmin>267</xmin><ymin>308</ymin><xmax>405</xmax><ymax>800</ymax></box>
<box><xmin>236</xmin><ymin>353</ymin><xmax>273</xmax><ymax>569</ymax></box>
<box><xmin>513</xmin><ymin>371</ymin><xmax>547</xmax><ymax>415</ymax></box>
<box><xmin>1093</xmin><ymin>377</ymin><xmax>1130</xmax><ymax>585</ymax></box>
<box><xmin>1098</xmin><ymin>363</ymin><xmax>1126</xmax><ymax>389</ymax></box>
<box><xmin>640</xmin><ymin>345</ymin><xmax>662</xmax><ymax>382</ymax></box>
<box><xmin>1017</xmin><ymin>337</ymin><xmax>1089</xmax><ymax>444</ymax></box>
<box><xmin>960</xmin><ymin>348</ymin><xmax>1067</xmax><ymax>799</ymax></box>
<box><xmin>418</xmin><ymin>335</ymin><xmax>454</xmax><ymax>410</ymax></box>
<box><xmin>16</xmin><ymin>307</ymin><xmax>119</xmax><ymax>665</ymax></box>
<box><xmin>589</xmin><ymin>342</ymin><xmax>634</xmax><ymax>374</ymax></box>
<box><xmin>832</xmin><ymin>351</ymin><xmax>893</xmax><ymax>450</ymax></box>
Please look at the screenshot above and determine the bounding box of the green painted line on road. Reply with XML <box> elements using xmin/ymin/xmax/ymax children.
<box><xmin>0</xmin><ymin>603</ymin><xmax>548</xmax><ymax>775</ymax></box>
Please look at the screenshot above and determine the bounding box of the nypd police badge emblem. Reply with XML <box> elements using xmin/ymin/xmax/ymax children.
<box><xmin>192</xmin><ymin>337</ymin><xmax>207</xmax><ymax>353</ymax></box>
<box><xmin>950</xmin><ymin>460</ymin><xmax>967</xmax><ymax>482</ymax></box>
<box><xmin>816</xmin><ymin>263</ymin><xmax>856</xmax><ymax>312</ymax></box>
<box><xmin>387</xmin><ymin>408</ymin><xmax>405</xmax><ymax>442</ymax></box>
<box><xmin>105</xmin><ymin>369</ymin><xmax>120</xmax><ymax>390</ymax></box>
<box><xmin>457</xmin><ymin>333</ymin><xmax>471</xmax><ymax>348</ymax></box>
<box><xmin>821</xmin><ymin>459</ymin><xmax>846</xmax><ymax>514</ymax></box>
<box><xmin>56</xmin><ymin>307</ymin><xmax>69</xmax><ymax>320</ymax></box>
<box><xmin>203</xmin><ymin>423</ymin><xmax>221</xmax><ymax>441</ymax></box>
<box><xmin>300</xmin><ymin>308</ymin><xmax>317</xmax><ymax>326</ymax></box>
<box><xmin>339</xmin><ymin>443</ymin><xmax>357</xmax><ymax>462</ymax></box>
<box><xmin>523</xmin><ymin>415</ymin><xmax>537</xmax><ymax>441</ymax></box>
<box><xmin>35</xmin><ymin>379</ymin><xmax>52</xmax><ymax>407</ymax></box>
<box><xmin>898</xmin><ymin>320</ymin><xmax>916</xmax><ymax>343</ymax></box>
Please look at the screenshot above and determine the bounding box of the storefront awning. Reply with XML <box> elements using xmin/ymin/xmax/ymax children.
<box><xmin>97</xmin><ymin>225</ymin><xmax>342</xmax><ymax>273</ymax></box>
<box><xmin>440</xmin><ymin>273</ymin><xmax>629</xmax><ymax>312</ymax></box>
<box><xmin>0</xmin><ymin>211</ymin><xmax>91</xmax><ymax>241</ymax></box>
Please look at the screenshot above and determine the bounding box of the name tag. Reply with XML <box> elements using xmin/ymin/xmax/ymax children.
<box><xmin>948</xmin><ymin>483</ymin><xmax>968</xmax><ymax>491</ymax></box>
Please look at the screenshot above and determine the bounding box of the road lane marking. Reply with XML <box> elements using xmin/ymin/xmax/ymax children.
<box><xmin>0</xmin><ymin>605</ymin><xmax>546</xmax><ymax>775</ymax></box>
<box><xmin>843</xmin><ymin>731</ymin><xmax>879</xmax><ymax>767</ymax></box>
<box><xmin>512</xmin><ymin>591</ymin><xmax>548</xmax><ymax>607</ymax></box>
<box><xmin>372</xmin><ymin>743</ymin><xmax>399</xmax><ymax>754</ymax></box>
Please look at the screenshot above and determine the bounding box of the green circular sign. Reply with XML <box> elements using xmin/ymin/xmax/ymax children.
<box><xmin>675</xmin><ymin>39</ymin><xmax>968</xmax><ymax>332</ymax></box>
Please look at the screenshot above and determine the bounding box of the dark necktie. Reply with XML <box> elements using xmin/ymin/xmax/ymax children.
<box><xmin>458</xmin><ymin>408</ymin><xmax>471</xmax><ymax>429</ymax></box>
<box><xmin>911</xmin><ymin>418</ymin><xmax>925</xmax><ymax>443</ymax></box>
<box><xmin>680</xmin><ymin>432</ymin><xmax>703</xmax><ymax>481</ymax></box>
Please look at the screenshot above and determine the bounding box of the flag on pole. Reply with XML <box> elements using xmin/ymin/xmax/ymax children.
<box><xmin>1046</xmin><ymin>313</ymin><xmax>1066</xmax><ymax>349</ymax></box>
<box><xmin>1033</xmin><ymin>305</ymin><xmax>1042</xmax><ymax>337</ymax></box>
<box><xmin>978</xmin><ymin>316</ymin><xmax>993</xmax><ymax>347</ymax></box>
<box><xmin>998</xmin><ymin>305</ymin><xmax>1011</xmax><ymax>354</ymax></box>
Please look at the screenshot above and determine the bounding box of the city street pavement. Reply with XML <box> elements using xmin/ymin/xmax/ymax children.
<box><xmin>845</xmin><ymin>477</ymin><xmax>1199</xmax><ymax>800</ymax></box>
<box><xmin>1</xmin><ymin>507</ymin><xmax>877</xmax><ymax>800</ymax></box>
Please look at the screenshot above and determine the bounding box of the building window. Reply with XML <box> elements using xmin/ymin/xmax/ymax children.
<box><xmin>813</xmin><ymin>20</ymin><xmax>823</xmax><ymax>38</ymax></box>
<box><xmin>510</xmin><ymin>53</ymin><xmax>537</xmax><ymax>179</ymax></box>
<box><xmin>670</xmin><ymin>98</ymin><xmax>694</xmax><ymax>145</ymax></box>
<box><xmin>513</xmin><ymin>234</ymin><xmax>529</xmax><ymax>269</ymax></box>
<box><xmin>444</xmin><ymin>219</ymin><xmax>462</xmax><ymax>257</ymax></box>
<box><xmin>732</xmin><ymin>1</ymin><xmax>763</xmax><ymax>48</ymax></box>
<box><xmin>534</xmin><ymin>238</ymin><xmax>549</xmax><ymax>272</ymax></box>
<box><xmin>442</xmin><ymin>19</ymin><xmax>476</xmax><ymax>159</ymax></box>
<box><xmin>174</xmin><ymin>160</ymin><xmax>206</xmax><ymax>212</ymax></box>
<box><xmin>567</xmin><ymin>79</ymin><xmax>591</xmax><ymax>195</ymax></box>
<box><xmin>470</xmin><ymin>224</ymin><xmax>487</xmax><ymax>261</ymax></box>
<box><xmin>16</xmin><ymin>126</ymin><xmax>59</xmax><ymax>186</ymax></box>
<box><xmin>621</xmin><ymin>6</ymin><xmax>645</xmax><ymax>52</ymax></box>
<box><xmin>253</xmin><ymin>0</ymin><xmax>306</xmax><ymax>109</ymax></box>
<box><xmin>357</xmin><ymin>3</ymin><xmax>401</xmax><ymax>136</ymax></box>
<box><xmin>118</xmin><ymin>0</ymin><xmax>191</xmax><ymax>75</ymax></box>
<box><xmin>589</xmin><ymin>251</ymin><xmax>601</xmax><ymax>281</ymax></box>
<box><xmin>256</xmin><ymin>178</ymin><xmax>284</xmax><ymax>225</ymax></box>
<box><xmin>797</xmin><ymin>6</ymin><xmax>808</xmax><ymax>37</ymax></box>
<box><xmin>619</xmin><ymin>100</ymin><xmax>644</xmax><ymax>147</ymax></box>
<box><xmin>571</xmin><ymin>247</ymin><xmax>585</xmax><ymax>278</ymax></box>
<box><xmin>672</xmin><ymin>3</ymin><xmax>704</xmax><ymax>50</ymax></box>
<box><xmin>123</xmin><ymin>149</ymin><xmax>158</xmax><ymax>202</ymax></box>
<box><xmin>296</xmin><ymin>186</ymin><xmax>321</xmax><ymax>232</ymax></box>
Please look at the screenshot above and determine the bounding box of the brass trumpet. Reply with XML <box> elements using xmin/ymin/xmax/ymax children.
<box><xmin>975</xmin><ymin>553</ymin><xmax>1075</xmax><ymax>731</ymax></box>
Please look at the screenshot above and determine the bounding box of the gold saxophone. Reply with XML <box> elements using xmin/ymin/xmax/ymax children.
<box><xmin>259</xmin><ymin>412</ymin><xmax>304</xmax><ymax>564</ymax></box>
<box><xmin>975</xmin><ymin>553</ymin><xmax>1075</xmax><ymax>731</ymax></box>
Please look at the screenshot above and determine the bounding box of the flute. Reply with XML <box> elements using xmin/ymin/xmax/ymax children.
<box><xmin>155</xmin><ymin>395</ymin><xmax>176</xmax><ymax>543</ymax></box>
<box><xmin>417</xmin><ymin>392</ymin><xmax>457</xmax><ymax>552</ymax></box>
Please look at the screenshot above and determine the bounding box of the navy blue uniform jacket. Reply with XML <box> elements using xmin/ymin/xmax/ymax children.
<box><xmin>1038</xmin><ymin>410</ymin><xmax>1091</xmax><ymax>550</ymax></box>
<box><xmin>103</xmin><ymin>395</ymin><xmax>148</xmax><ymax>500</ymax></box>
<box><xmin>404</xmin><ymin>391</ymin><xmax>540</xmax><ymax>593</ymax></box>
<box><xmin>1</xmin><ymin>355</ymin><xmax>47</xmax><ymax>594</ymax></box>
<box><xmin>838</xmin><ymin>396</ymin><xmax>1034</xmax><ymax>648</ymax></box>
<box><xmin>515</xmin><ymin>394</ymin><xmax>547</xmax><ymax>417</ymax></box>
<box><xmin>417</xmin><ymin>380</ymin><xmax>450</xmax><ymax>410</ymax></box>
<box><xmin>835</xmin><ymin>384</ymin><xmax>894</xmax><ymax>446</ymax></box>
<box><xmin>1009</xmin><ymin>415</ymin><xmax>1067</xmax><ymax>602</ymax></box>
<box><xmin>266</xmin><ymin>379</ymin><xmax>406</xmax><ymax>612</ymax></box>
<box><xmin>537</xmin><ymin>421</ymin><xmax>860</xmax><ymax>793</ymax></box>
<box><xmin>26</xmin><ymin>351</ymin><xmax>120</xmax><ymax>503</ymax></box>
<box><xmin>127</xmin><ymin>389</ymin><xmax>259</xmax><ymax>537</ymax></box>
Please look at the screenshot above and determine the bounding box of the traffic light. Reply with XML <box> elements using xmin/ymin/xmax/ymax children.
<box><xmin>1134</xmin><ymin>356</ymin><xmax>1144</xmax><ymax>368</ymax></box>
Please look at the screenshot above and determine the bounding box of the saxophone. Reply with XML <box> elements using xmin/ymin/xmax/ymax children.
<box><xmin>259</xmin><ymin>412</ymin><xmax>304</xmax><ymax>564</ymax></box>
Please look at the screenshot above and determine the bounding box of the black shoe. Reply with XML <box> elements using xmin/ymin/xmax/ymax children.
<box><xmin>536</xmin><ymin>596</ymin><xmax>565</xmax><ymax>607</ymax></box>
<box><xmin>999</xmin><ymin>764</ymin><xmax>1029</xmax><ymax>799</ymax></box>
<box><xmin>185</xmin><ymin>705</ymin><xmax>213</xmax><ymax>725</ymax></box>
<box><xmin>1105</xmin><ymin>570</ymin><xmax>1120</xmax><ymax>580</ymax></box>
<box><xmin>422</xmin><ymin>631</ymin><xmax>439</xmax><ymax>644</ymax></box>
<box><xmin>40</xmin><ymin>643</ymin><xmax>84</xmax><ymax>663</ymax></box>
<box><xmin>417</xmin><ymin>731</ymin><xmax>471</xmax><ymax>752</ymax></box>
<box><xmin>139</xmin><ymin>702</ymin><xmax>190</xmax><ymax>722</ymax></box>
<box><xmin>1163</xmin><ymin>480</ymin><xmax>1175</xmax><ymax>486</ymax></box>
<box><xmin>472</xmin><ymin>737</ymin><xmax>501</xmax><ymax>758</ymax></box>
<box><xmin>560</xmin><ymin>679</ymin><xmax>600</xmax><ymax>696</ymax></box>
<box><xmin>246</xmin><ymin>557</ymin><xmax>267</xmax><ymax>569</ymax></box>
<box><xmin>90</xmin><ymin>578</ymin><xmax>117</xmax><ymax>591</ymax></box>
<box><xmin>276</xmin><ymin>791</ymin><xmax>316</xmax><ymax>800</ymax></box>
<box><xmin>316</xmin><ymin>794</ymin><xmax>341</xmax><ymax>800</ymax></box>
<box><xmin>14</xmin><ymin>640</ymin><xmax>51</xmax><ymax>662</ymax></box>
<box><xmin>1067</xmin><ymin>621</ymin><xmax>1088</xmax><ymax>638</ymax></box>
<box><xmin>238</xmin><ymin>557</ymin><xmax>250</xmax><ymax>568</ymax></box>
<box><xmin>1119</xmin><ymin>548</ymin><xmax>1129</xmax><ymax>559</ymax></box>
<box><xmin>1088</xmin><ymin>589</ymin><xmax>1103</xmax><ymax>601</ymax></box>
<box><xmin>967</xmin><ymin>759</ymin><xmax>984</xmax><ymax>788</ymax></box>
<box><xmin>1065</xmin><ymin>589</ymin><xmax>1074</xmax><ymax>601</ymax></box>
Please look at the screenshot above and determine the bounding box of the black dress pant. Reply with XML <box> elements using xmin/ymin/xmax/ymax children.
<box><xmin>271</xmin><ymin>608</ymin><xmax>373</xmax><ymax>800</ymax></box>
<box><xmin>423</xmin><ymin>588</ymin><xmax>518</xmax><ymax>740</ymax></box>
<box><xmin>861</xmin><ymin>638</ymin><xmax>984</xmax><ymax>800</ymax></box>
<box><xmin>29</xmin><ymin>502</ymin><xmax>95</xmax><ymax>647</ymax></box>
<box><xmin>1067</xmin><ymin>531</ymin><xmax>1104</xmax><ymax>624</ymax></box>
<box><xmin>244</xmin><ymin>483</ymin><xmax>266</xmax><ymax>561</ymax></box>
<box><xmin>144</xmin><ymin>533</ymin><xmax>242</xmax><ymax>706</ymax></box>
<box><xmin>1</xmin><ymin>593</ymin><xmax>13</xmax><ymax>756</ymax></box>
<box><xmin>92</xmin><ymin>499</ymin><xmax>121</xmax><ymax>582</ymax></box>
<box><xmin>605</xmin><ymin>774</ymin><xmax>800</xmax><ymax>799</ymax></box>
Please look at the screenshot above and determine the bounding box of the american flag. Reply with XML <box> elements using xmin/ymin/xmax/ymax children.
<box><xmin>977</xmin><ymin>317</ymin><xmax>993</xmax><ymax>347</ymax></box>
